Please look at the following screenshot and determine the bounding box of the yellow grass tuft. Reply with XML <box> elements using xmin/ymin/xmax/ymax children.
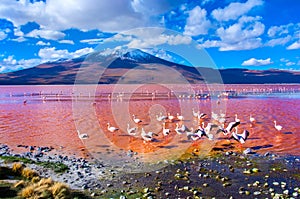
<box><xmin>14</xmin><ymin>180</ymin><xmax>26</xmax><ymax>188</ymax></box>
<box><xmin>37</xmin><ymin>177</ymin><xmax>53</xmax><ymax>186</ymax></box>
<box><xmin>50</xmin><ymin>182</ymin><xmax>70</xmax><ymax>198</ymax></box>
<box><xmin>12</xmin><ymin>162</ymin><xmax>24</xmax><ymax>174</ymax></box>
<box><xmin>19</xmin><ymin>175</ymin><xmax>71</xmax><ymax>198</ymax></box>
<box><xmin>21</xmin><ymin>167</ymin><xmax>38</xmax><ymax>179</ymax></box>
<box><xmin>20</xmin><ymin>184</ymin><xmax>35</xmax><ymax>198</ymax></box>
<box><xmin>31</xmin><ymin>176</ymin><xmax>40</xmax><ymax>183</ymax></box>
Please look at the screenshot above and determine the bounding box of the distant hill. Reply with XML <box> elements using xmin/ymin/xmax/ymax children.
<box><xmin>0</xmin><ymin>49</ymin><xmax>299</xmax><ymax>84</ymax></box>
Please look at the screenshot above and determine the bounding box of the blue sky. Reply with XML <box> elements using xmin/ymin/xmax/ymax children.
<box><xmin>0</xmin><ymin>0</ymin><xmax>300</xmax><ymax>73</ymax></box>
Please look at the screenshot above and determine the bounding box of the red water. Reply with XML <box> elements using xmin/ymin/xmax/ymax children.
<box><xmin>0</xmin><ymin>84</ymin><xmax>299</xmax><ymax>159</ymax></box>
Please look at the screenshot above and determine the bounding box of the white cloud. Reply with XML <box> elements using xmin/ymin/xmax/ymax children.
<box><xmin>59</xmin><ymin>40</ymin><xmax>74</xmax><ymax>45</ymax></box>
<box><xmin>286</xmin><ymin>61</ymin><xmax>295</xmax><ymax>66</ymax></box>
<box><xmin>183</xmin><ymin>6</ymin><xmax>211</xmax><ymax>36</ymax></box>
<box><xmin>12</xmin><ymin>37</ymin><xmax>26</xmax><ymax>42</ymax></box>
<box><xmin>211</xmin><ymin>0</ymin><xmax>263</xmax><ymax>22</ymax></box>
<box><xmin>219</xmin><ymin>38</ymin><xmax>262</xmax><ymax>51</ymax></box>
<box><xmin>287</xmin><ymin>41</ymin><xmax>300</xmax><ymax>50</ymax></box>
<box><xmin>38</xmin><ymin>47</ymin><xmax>94</xmax><ymax>62</ymax></box>
<box><xmin>80</xmin><ymin>38</ymin><xmax>104</xmax><ymax>45</ymax></box>
<box><xmin>267</xmin><ymin>24</ymin><xmax>293</xmax><ymax>37</ymax></box>
<box><xmin>0</xmin><ymin>31</ymin><xmax>7</xmax><ymax>40</ymax></box>
<box><xmin>265</xmin><ymin>35</ymin><xmax>291</xmax><ymax>47</ymax></box>
<box><xmin>0</xmin><ymin>0</ymin><xmax>177</xmax><ymax>33</ymax></box>
<box><xmin>204</xmin><ymin>16</ymin><xmax>265</xmax><ymax>51</ymax></box>
<box><xmin>36</xmin><ymin>41</ymin><xmax>50</xmax><ymax>46</ymax></box>
<box><xmin>26</xmin><ymin>29</ymin><xmax>65</xmax><ymax>40</ymax></box>
<box><xmin>242</xmin><ymin>57</ymin><xmax>273</xmax><ymax>66</ymax></box>
<box><xmin>0</xmin><ymin>55</ymin><xmax>40</xmax><ymax>73</ymax></box>
<box><xmin>127</xmin><ymin>34</ymin><xmax>192</xmax><ymax>48</ymax></box>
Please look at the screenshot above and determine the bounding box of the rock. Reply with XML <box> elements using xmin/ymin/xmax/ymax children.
<box><xmin>283</xmin><ymin>190</ymin><xmax>289</xmax><ymax>195</ymax></box>
<box><xmin>264</xmin><ymin>152</ymin><xmax>270</xmax><ymax>156</ymax></box>
<box><xmin>253</xmin><ymin>191</ymin><xmax>261</xmax><ymax>196</ymax></box>
<box><xmin>243</xmin><ymin>169</ymin><xmax>251</xmax><ymax>174</ymax></box>
<box><xmin>251</xmin><ymin>168</ymin><xmax>260</xmax><ymax>173</ymax></box>
<box><xmin>273</xmin><ymin>182</ymin><xmax>279</xmax><ymax>186</ymax></box>
<box><xmin>245</xmin><ymin>191</ymin><xmax>251</xmax><ymax>195</ymax></box>
<box><xmin>293</xmin><ymin>192</ymin><xmax>298</xmax><ymax>197</ymax></box>
<box><xmin>223</xmin><ymin>182</ymin><xmax>231</xmax><ymax>187</ymax></box>
<box><xmin>203</xmin><ymin>183</ymin><xmax>209</xmax><ymax>187</ymax></box>
<box><xmin>243</xmin><ymin>148</ymin><xmax>252</xmax><ymax>154</ymax></box>
<box><xmin>120</xmin><ymin>196</ymin><xmax>126</xmax><ymax>199</ymax></box>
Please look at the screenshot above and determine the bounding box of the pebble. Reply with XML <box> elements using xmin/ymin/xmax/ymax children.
<box><xmin>253</xmin><ymin>191</ymin><xmax>261</xmax><ymax>196</ymax></box>
<box><xmin>293</xmin><ymin>192</ymin><xmax>298</xmax><ymax>197</ymax></box>
<box><xmin>245</xmin><ymin>191</ymin><xmax>250</xmax><ymax>195</ymax></box>
<box><xmin>283</xmin><ymin>190</ymin><xmax>289</xmax><ymax>195</ymax></box>
<box><xmin>273</xmin><ymin>182</ymin><xmax>279</xmax><ymax>186</ymax></box>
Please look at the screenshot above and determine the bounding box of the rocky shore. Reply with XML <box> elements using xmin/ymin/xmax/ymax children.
<box><xmin>1</xmin><ymin>143</ymin><xmax>300</xmax><ymax>198</ymax></box>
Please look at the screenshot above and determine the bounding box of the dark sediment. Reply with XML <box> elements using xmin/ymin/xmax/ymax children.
<box><xmin>1</xmin><ymin>143</ymin><xmax>300</xmax><ymax>198</ymax></box>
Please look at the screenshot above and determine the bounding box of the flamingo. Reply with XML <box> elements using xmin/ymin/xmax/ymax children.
<box><xmin>211</xmin><ymin>112</ymin><xmax>218</xmax><ymax>121</ymax></box>
<box><xmin>249</xmin><ymin>114</ymin><xmax>256</xmax><ymax>123</ymax></box>
<box><xmin>79</xmin><ymin>134</ymin><xmax>89</xmax><ymax>139</ymax></box>
<box><xmin>162</xmin><ymin>123</ymin><xmax>170</xmax><ymax>136</ymax></box>
<box><xmin>141</xmin><ymin>128</ymin><xmax>157</xmax><ymax>142</ymax></box>
<box><xmin>156</xmin><ymin>113</ymin><xmax>167</xmax><ymax>122</ymax></box>
<box><xmin>167</xmin><ymin>113</ymin><xmax>174</xmax><ymax>122</ymax></box>
<box><xmin>185</xmin><ymin>127</ymin><xmax>195</xmax><ymax>140</ymax></box>
<box><xmin>274</xmin><ymin>120</ymin><xmax>282</xmax><ymax>131</ymax></box>
<box><xmin>132</xmin><ymin>114</ymin><xmax>142</xmax><ymax>124</ymax></box>
<box><xmin>192</xmin><ymin>108</ymin><xmax>199</xmax><ymax>118</ymax></box>
<box><xmin>235</xmin><ymin>114</ymin><xmax>240</xmax><ymax>123</ymax></box>
<box><xmin>107</xmin><ymin>123</ymin><xmax>119</xmax><ymax>133</ymax></box>
<box><xmin>198</xmin><ymin>113</ymin><xmax>207</xmax><ymax>120</ymax></box>
<box><xmin>175</xmin><ymin>123</ymin><xmax>186</xmax><ymax>134</ymax></box>
<box><xmin>176</xmin><ymin>113</ymin><xmax>184</xmax><ymax>121</ymax></box>
<box><xmin>218</xmin><ymin>121</ymin><xmax>240</xmax><ymax>135</ymax></box>
<box><xmin>232</xmin><ymin>129</ymin><xmax>249</xmax><ymax>144</ymax></box>
<box><xmin>127</xmin><ymin>124</ymin><xmax>137</xmax><ymax>136</ymax></box>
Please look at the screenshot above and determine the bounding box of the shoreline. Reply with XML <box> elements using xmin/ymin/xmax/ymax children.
<box><xmin>1</xmin><ymin>143</ymin><xmax>300</xmax><ymax>198</ymax></box>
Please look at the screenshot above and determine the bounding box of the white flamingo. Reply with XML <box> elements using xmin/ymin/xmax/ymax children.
<box><xmin>167</xmin><ymin>113</ymin><xmax>174</xmax><ymax>122</ymax></box>
<box><xmin>176</xmin><ymin>113</ymin><xmax>184</xmax><ymax>121</ymax></box>
<box><xmin>132</xmin><ymin>114</ymin><xmax>142</xmax><ymax>124</ymax></box>
<box><xmin>232</xmin><ymin>129</ymin><xmax>249</xmax><ymax>144</ymax></box>
<box><xmin>127</xmin><ymin>124</ymin><xmax>137</xmax><ymax>136</ymax></box>
<box><xmin>219</xmin><ymin>121</ymin><xmax>240</xmax><ymax>135</ymax></box>
<box><xmin>141</xmin><ymin>128</ymin><xmax>157</xmax><ymax>142</ymax></box>
<box><xmin>175</xmin><ymin>123</ymin><xmax>186</xmax><ymax>134</ymax></box>
<box><xmin>192</xmin><ymin>108</ymin><xmax>199</xmax><ymax>118</ymax></box>
<box><xmin>249</xmin><ymin>114</ymin><xmax>256</xmax><ymax>123</ymax></box>
<box><xmin>162</xmin><ymin>123</ymin><xmax>170</xmax><ymax>136</ymax></box>
<box><xmin>156</xmin><ymin>113</ymin><xmax>167</xmax><ymax>122</ymax></box>
<box><xmin>77</xmin><ymin>130</ymin><xmax>89</xmax><ymax>139</ymax></box>
<box><xmin>274</xmin><ymin>120</ymin><xmax>282</xmax><ymax>131</ymax></box>
<box><xmin>107</xmin><ymin>123</ymin><xmax>119</xmax><ymax>133</ymax></box>
<box><xmin>235</xmin><ymin>114</ymin><xmax>240</xmax><ymax>123</ymax></box>
<box><xmin>198</xmin><ymin>113</ymin><xmax>207</xmax><ymax>120</ymax></box>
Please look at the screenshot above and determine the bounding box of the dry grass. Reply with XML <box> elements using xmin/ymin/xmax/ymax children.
<box><xmin>21</xmin><ymin>167</ymin><xmax>38</xmax><ymax>179</ymax></box>
<box><xmin>20</xmin><ymin>184</ymin><xmax>35</xmax><ymax>198</ymax></box>
<box><xmin>18</xmin><ymin>177</ymin><xmax>71</xmax><ymax>199</ymax></box>
<box><xmin>51</xmin><ymin>182</ymin><xmax>71</xmax><ymax>198</ymax></box>
<box><xmin>14</xmin><ymin>180</ymin><xmax>26</xmax><ymax>188</ymax></box>
<box><xmin>11</xmin><ymin>162</ymin><xmax>24</xmax><ymax>174</ymax></box>
<box><xmin>31</xmin><ymin>176</ymin><xmax>40</xmax><ymax>183</ymax></box>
